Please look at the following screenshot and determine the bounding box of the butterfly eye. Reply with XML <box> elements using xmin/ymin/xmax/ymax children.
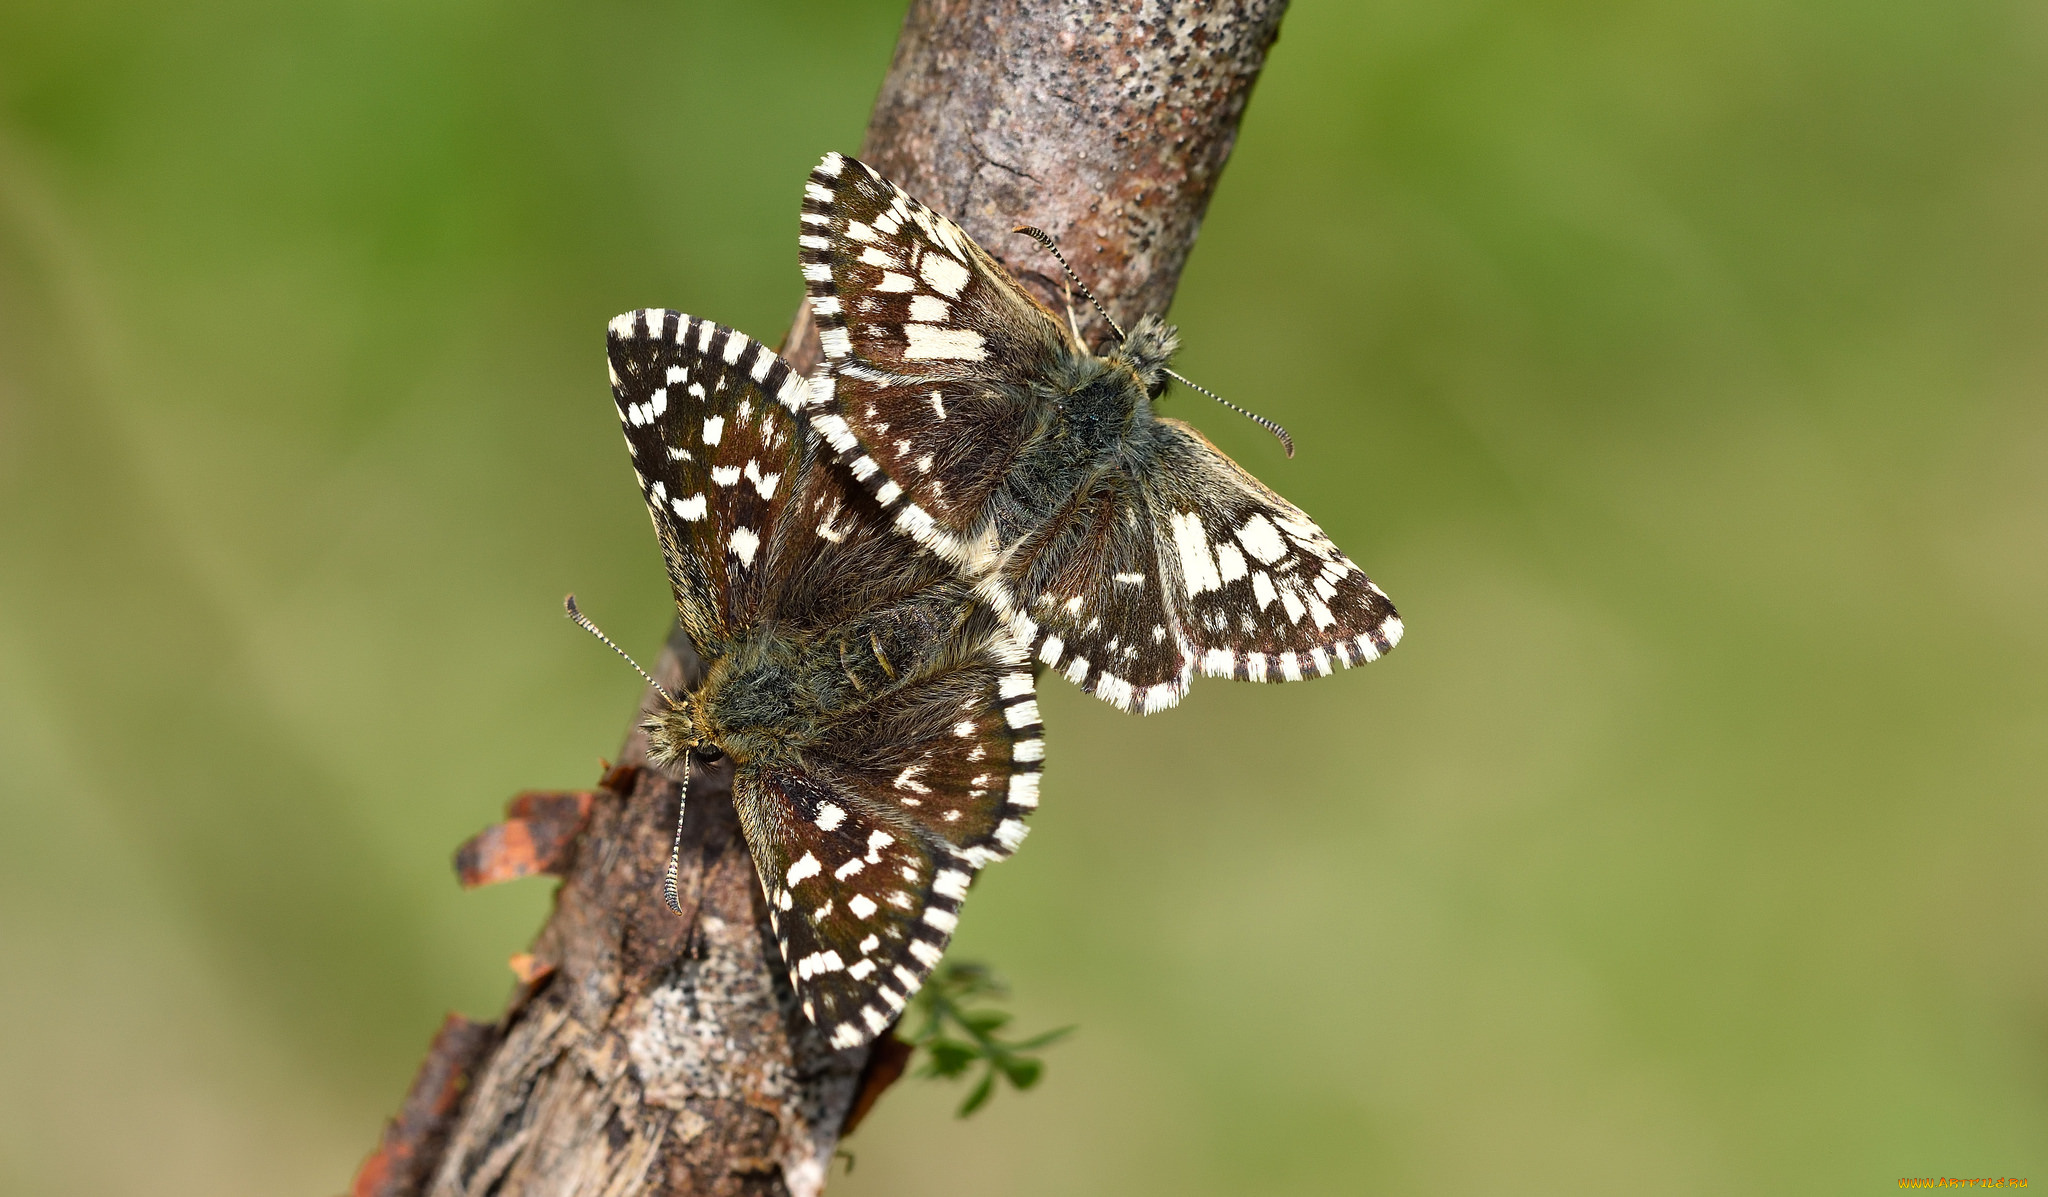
<box><xmin>694</xmin><ymin>744</ymin><xmax>725</xmax><ymax>764</ymax></box>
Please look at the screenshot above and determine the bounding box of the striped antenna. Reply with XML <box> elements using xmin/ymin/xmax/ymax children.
<box><xmin>663</xmin><ymin>760</ymin><xmax>689</xmax><ymax>914</ymax></box>
<box><xmin>1164</xmin><ymin>368</ymin><xmax>1295</xmax><ymax>458</ymax></box>
<box><xmin>1014</xmin><ymin>226</ymin><xmax>1125</xmax><ymax>340</ymax></box>
<box><xmin>564</xmin><ymin>594</ymin><xmax>675</xmax><ymax>704</ymax></box>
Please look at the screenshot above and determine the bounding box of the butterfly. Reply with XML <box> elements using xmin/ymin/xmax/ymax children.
<box><xmin>794</xmin><ymin>151</ymin><xmax>1404</xmax><ymax>716</ymax></box>
<box><xmin>601</xmin><ymin>308</ymin><xmax>1043</xmax><ymax>1050</ymax></box>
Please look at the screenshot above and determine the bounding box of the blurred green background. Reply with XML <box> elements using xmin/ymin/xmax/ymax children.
<box><xmin>3</xmin><ymin>0</ymin><xmax>2044</xmax><ymax>1193</ymax></box>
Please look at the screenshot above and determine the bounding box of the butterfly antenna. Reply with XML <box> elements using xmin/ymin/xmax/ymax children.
<box><xmin>1163</xmin><ymin>368</ymin><xmax>1296</xmax><ymax>458</ymax></box>
<box><xmin>564</xmin><ymin>594</ymin><xmax>675</xmax><ymax>705</ymax></box>
<box><xmin>1014</xmin><ymin>226</ymin><xmax>1125</xmax><ymax>341</ymax></box>
<box><xmin>662</xmin><ymin>759</ymin><xmax>688</xmax><ymax>914</ymax></box>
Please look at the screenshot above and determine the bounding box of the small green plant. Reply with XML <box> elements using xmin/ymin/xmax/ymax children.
<box><xmin>903</xmin><ymin>961</ymin><xmax>1074</xmax><ymax>1116</ymax></box>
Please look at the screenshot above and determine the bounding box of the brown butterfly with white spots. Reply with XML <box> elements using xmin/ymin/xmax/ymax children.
<box><xmin>598</xmin><ymin>309</ymin><xmax>1042</xmax><ymax>1049</ymax></box>
<box><xmin>794</xmin><ymin>152</ymin><xmax>1403</xmax><ymax>715</ymax></box>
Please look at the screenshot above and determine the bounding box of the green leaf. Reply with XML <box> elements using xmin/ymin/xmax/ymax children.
<box><xmin>957</xmin><ymin>1071</ymin><xmax>997</xmax><ymax>1117</ymax></box>
<box><xmin>922</xmin><ymin>1038</ymin><xmax>978</xmax><ymax>1077</ymax></box>
<box><xmin>959</xmin><ymin>1009</ymin><xmax>1013</xmax><ymax>1035</ymax></box>
<box><xmin>906</xmin><ymin>959</ymin><xmax>1073</xmax><ymax>1119</ymax></box>
<box><xmin>1012</xmin><ymin>1025</ymin><xmax>1077</xmax><ymax>1051</ymax></box>
<box><xmin>999</xmin><ymin>1055</ymin><xmax>1043</xmax><ymax>1089</ymax></box>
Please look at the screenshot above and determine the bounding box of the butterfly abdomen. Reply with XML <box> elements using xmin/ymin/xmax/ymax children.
<box><xmin>827</xmin><ymin>583</ymin><xmax>980</xmax><ymax>697</ymax></box>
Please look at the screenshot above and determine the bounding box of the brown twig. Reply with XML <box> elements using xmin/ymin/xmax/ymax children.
<box><xmin>354</xmin><ymin>2</ymin><xmax>1288</xmax><ymax>1194</ymax></box>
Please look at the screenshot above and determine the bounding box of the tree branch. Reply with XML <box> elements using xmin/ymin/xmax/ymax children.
<box><xmin>353</xmin><ymin>3</ymin><xmax>1287</xmax><ymax>1194</ymax></box>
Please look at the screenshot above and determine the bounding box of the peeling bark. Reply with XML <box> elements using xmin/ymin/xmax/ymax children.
<box><xmin>356</xmin><ymin>2</ymin><xmax>1288</xmax><ymax>1193</ymax></box>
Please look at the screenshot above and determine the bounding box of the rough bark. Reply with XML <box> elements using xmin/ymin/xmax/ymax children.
<box><xmin>355</xmin><ymin>2</ymin><xmax>1287</xmax><ymax>1194</ymax></box>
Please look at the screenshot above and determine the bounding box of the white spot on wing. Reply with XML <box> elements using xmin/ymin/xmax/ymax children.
<box><xmin>1238</xmin><ymin>513</ymin><xmax>1288</xmax><ymax>564</ymax></box>
<box><xmin>903</xmin><ymin>324</ymin><xmax>987</xmax><ymax>360</ymax></box>
<box><xmin>919</xmin><ymin>254</ymin><xmax>971</xmax><ymax>297</ymax></box>
<box><xmin>1172</xmin><ymin>511</ymin><xmax>1222</xmax><ymax>596</ymax></box>
<box><xmin>729</xmin><ymin>526</ymin><xmax>760</xmax><ymax>567</ymax></box>
<box><xmin>1215</xmin><ymin>542</ymin><xmax>1248</xmax><ymax>583</ymax></box>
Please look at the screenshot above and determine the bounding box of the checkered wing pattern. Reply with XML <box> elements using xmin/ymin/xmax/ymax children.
<box><xmin>607</xmin><ymin>309</ymin><xmax>810</xmax><ymax>649</ymax></box>
<box><xmin>1143</xmin><ymin>419</ymin><xmax>1403</xmax><ymax>682</ymax></box>
<box><xmin>979</xmin><ymin>474</ymin><xmax>1194</xmax><ymax>714</ymax></box>
<box><xmin>737</xmin><ymin>650</ymin><xmax>1043</xmax><ymax>1049</ymax></box>
<box><xmin>797</xmin><ymin>151</ymin><xmax>1074</xmax><ymax>569</ymax></box>
<box><xmin>751</xmin><ymin>426</ymin><xmax>955</xmax><ymax>637</ymax></box>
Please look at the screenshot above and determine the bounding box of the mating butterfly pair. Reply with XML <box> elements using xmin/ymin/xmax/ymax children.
<box><xmin>599</xmin><ymin>155</ymin><xmax>1400</xmax><ymax>1049</ymax></box>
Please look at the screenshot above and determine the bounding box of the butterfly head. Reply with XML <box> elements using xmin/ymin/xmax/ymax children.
<box><xmin>1107</xmin><ymin>313</ymin><xmax>1182</xmax><ymax>400</ymax></box>
<box><xmin>644</xmin><ymin>651</ymin><xmax>804</xmax><ymax>773</ymax></box>
<box><xmin>643</xmin><ymin>693</ymin><xmax>707</xmax><ymax>771</ymax></box>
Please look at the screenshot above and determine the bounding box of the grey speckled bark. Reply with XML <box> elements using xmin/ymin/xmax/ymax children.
<box><xmin>371</xmin><ymin>2</ymin><xmax>1289</xmax><ymax>1195</ymax></box>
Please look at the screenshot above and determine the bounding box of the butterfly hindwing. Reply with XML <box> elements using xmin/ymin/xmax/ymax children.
<box><xmin>1144</xmin><ymin>419</ymin><xmax>1403</xmax><ymax>681</ymax></box>
<box><xmin>608</xmin><ymin>309</ymin><xmax>811</xmax><ymax>648</ymax></box>
<box><xmin>734</xmin><ymin>651</ymin><xmax>1041</xmax><ymax>1049</ymax></box>
<box><xmin>799</xmin><ymin>151</ymin><xmax>1073</xmax><ymax>566</ymax></box>
<box><xmin>981</xmin><ymin>473</ymin><xmax>1192</xmax><ymax>713</ymax></box>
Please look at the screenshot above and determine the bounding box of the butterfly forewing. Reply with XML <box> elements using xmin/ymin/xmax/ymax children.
<box><xmin>738</xmin><ymin>655</ymin><xmax>1042</xmax><ymax>1050</ymax></box>
<box><xmin>1145</xmin><ymin>419</ymin><xmax>1403</xmax><ymax>681</ymax></box>
<box><xmin>799</xmin><ymin>152</ymin><xmax>1072</xmax><ymax>565</ymax></box>
<box><xmin>755</xmin><ymin>432</ymin><xmax>953</xmax><ymax>636</ymax></box>
<box><xmin>608</xmin><ymin>309</ymin><xmax>811</xmax><ymax>647</ymax></box>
